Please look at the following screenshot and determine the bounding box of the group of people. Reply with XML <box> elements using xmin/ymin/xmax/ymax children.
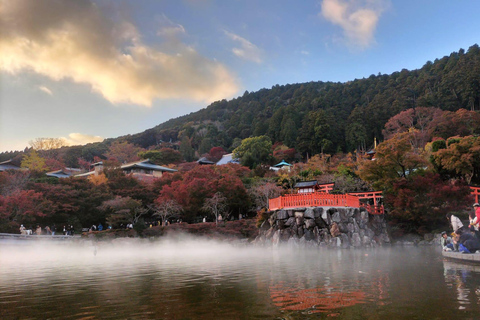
<box><xmin>442</xmin><ymin>203</ymin><xmax>480</xmax><ymax>253</ymax></box>
<box><xmin>19</xmin><ymin>224</ymin><xmax>78</xmax><ymax>236</ymax></box>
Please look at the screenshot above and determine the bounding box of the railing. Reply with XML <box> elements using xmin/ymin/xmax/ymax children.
<box><xmin>269</xmin><ymin>193</ymin><xmax>360</xmax><ymax>211</ymax></box>
<box><xmin>359</xmin><ymin>203</ymin><xmax>384</xmax><ymax>215</ymax></box>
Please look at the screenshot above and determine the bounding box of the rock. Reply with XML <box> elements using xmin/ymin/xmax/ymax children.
<box><xmin>331</xmin><ymin>211</ymin><xmax>341</xmax><ymax>223</ymax></box>
<box><xmin>277</xmin><ymin>219</ymin><xmax>285</xmax><ymax>229</ymax></box>
<box><xmin>321</xmin><ymin>211</ymin><xmax>331</xmax><ymax>225</ymax></box>
<box><xmin>305</xmin><ymin>219</ymin><xmax>316</xmax><ymax>229</ymax></box>
<box><xmin>298</xmin><ymin>226</ymin><xmax>304</xmax><ymax>238</ymax></box>
<box><xmin>296</xmin><ymin>216</ymin><xmax>304</xmax><ymax>226</ymax></box>
<box><xmin>304</xmin><ymin>208</ymin><xmax>315</xmax><ymax>219</ymax></box>
<box><xmin>304</xmin><ymin>229</ymin><xmax>314</xmax><ymax>241</ymax></box>
<box><xmin>295</xmin><ymin>211</ymin><xmax>304</xmax><ymax>218</ymax></box>
<box><xmin>341</xmin><ymin>233</ymin><xmax>350</xmax><ymax>248</ymax></box>
<box><xmin>313</xmin><ymin>207</ymin><xmax>323</xmax><ymax>218</ymax></box>
<box><xmin>277</xmin><ymin>210</ymin><xmax>288</xmax><ymax>220</ymax></box>
<box><xmin>285</xmin><ymin>217</ymin><xmax>296</xmax><ymax>227</ymax></box>
<box><xmin>315</xmin><ymin>217</ymin><xmax>327</xmax><ymax>228</ymax></box>
<box><xmin>288</xmin><ymin>210</ymin><xmax>294</xmax><ymax>217</ymax></box>
<box><xmin>347</xmin><ymin>223</ymin><xmax>354</xmax><ymax>234</ymax></box>
<box><xmin>351</xmin><ymin>233</ymin><xmax>362</xmax><ymax>247</ymax></box>
<box><xmin>260</xmin><ymin>220</ymin><xmax>271</xmax><ymax>231</ymax></box>
<box><xmin>272</xmin><ymin>230</ymin><xmax>280</xmax><ymax>247</ymax></box>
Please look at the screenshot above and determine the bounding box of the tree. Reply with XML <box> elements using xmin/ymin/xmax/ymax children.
<box><xmin>202</xmin><ymin>192</ymin><xmax>228</xmax><ymax>226</ymax></box>
<box><xmin>151</xmin><ymin>199</ymin><xmax>182</xmax><ymax>225</ymax></box>
<box><xmin>29</xmin><ymin>137</ymin><xmax>68</xmax><ymax>150</ymax></box>
<box><xmin>250</xmin><ymin>182</ymin><xmax>283</xmax><ymax>211</ymax></box>
<box><xmin>180</xmin><ymin>136</ymin><xmax>195</xmax><ymax>162</ymax></box>
<box><xmin>233</xmin><ymin>136</ymin><xmax>273</xmax><ymax>169</ymax></box>
<box><xmin>99</xmin><ymin>196</ymin><xmax>148</xmax><ymax>228</ymax></box>
<box><xmin>387</xmin><ymin>173</ymin><xmax>471</xmax><ymax>234</ymax></box>
<box><xmin>0</xmin><ymin>190</ymin><xmax>48</xmax><ymax>232</ymax></box>
<box><xmin>104</xmin><ymin>141</ymin><xmax>143</xmax><ymax>164</ymax></box>
<box><xmin>358</xmin><ymin>131</ymin><xmax>429</xmax><ymax>191</ymax></box>
<box><xmin>138</xmin><ymin>148</ymin><xmax>182</xmax><ymax>165</ymax></box>
<box><xmin>21</xmin><ymin>150</ymin><xmax>47</xmax><ymax>172</ymax></box>
<box><xmin>432</xmin><ymin>135</ymin><xmax>480</xmax><ymax>184</ymax></box>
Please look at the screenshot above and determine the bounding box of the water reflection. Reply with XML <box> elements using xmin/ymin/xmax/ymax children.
<box><xmin>3</xmin><ymin>240</ymin><xmax>480</xmax><ymax>319</ymax></box>
<box><xmin>443</xmin><ymin>259</ymin><xmax>480</xmax><ymax>311</ymax></box>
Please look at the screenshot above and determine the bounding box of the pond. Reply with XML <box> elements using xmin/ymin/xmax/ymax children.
<box><xmin>1</xmin><ymin>238</ymin><xmax>480</xmax><ymax>319</ymax></box>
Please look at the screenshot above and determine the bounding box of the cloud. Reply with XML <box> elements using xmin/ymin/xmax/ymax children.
<box><xmin>224</xmin><ymin>31</ymin><xmax>263</xmax><ymax>64</ymax></box>
<box><xmin>320</xmin><ymin>0</ymin><xmax>387</xmax><ymax>49</ymax></box>
<box><xmin>38</xmin><ymin>85</ymin><xmax>53</xmax><ymax>96</ymax></box>
<box><xmin>0</xmin><ymin>0</ymin><xmax>239</xmax><ymax>106</ymax></box>
<box><xmin>63</xmin><ymin>133</ymin><xmax>104</xmax><ymax>146</ymax></box>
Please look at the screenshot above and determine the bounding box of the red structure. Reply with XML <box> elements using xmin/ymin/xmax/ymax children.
<box><xmin>471</xmin><ymin>186</ymin><xmax>480</xmax><ymax>203</ymax></box>
<box><xmin>268</xmin><ymin>189</ymin><xmax>384</xmax><ymax>215</ymax></box>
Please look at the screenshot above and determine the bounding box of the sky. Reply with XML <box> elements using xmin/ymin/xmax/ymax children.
<box><xmin>1</xmin><ymin>0</ymin><xmax>480</xmax><ymax>153</ymax></box>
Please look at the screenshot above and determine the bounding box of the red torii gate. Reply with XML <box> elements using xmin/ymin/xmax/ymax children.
<box><xmin>471</xmin><ymin>186</ymin><xmax>480</xmax><ymax>203</ymax></box>
<box><xmin>348</xmin><ymin>191</ymin><xmax>384</xmax><ymax>215</ymax></box>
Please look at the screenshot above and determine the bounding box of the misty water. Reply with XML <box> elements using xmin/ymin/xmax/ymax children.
<box><xmin>2</xmin><ymin>238</ymin><xmax>480</xmax><ymax>320</ymax></box>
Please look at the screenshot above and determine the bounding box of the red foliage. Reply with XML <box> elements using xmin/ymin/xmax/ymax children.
<box><xmin>273</xmin><ymin>148</ymin><xmax>297</xmax><ymax>162</ymax></box>
<box><xmin>386</xmin><ymin>173</ymin><xmax>472</xmax><ymax>234</ymax></box>
<box><xmin>0</xmin><ymin>190</ymin><xmax>48</xmax><ymax>228</ymax></box>
<box><xmin>209</xmin><ymin>147</ymin><xmax>227</xmax><ymax>162</ymax></box>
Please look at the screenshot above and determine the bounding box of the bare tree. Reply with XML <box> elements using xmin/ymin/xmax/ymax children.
<box><xmin>250</xmin><ymin>182</ymin><xmax>283</xmax><ymax>211</ymax></box>
<box><xmin>99</xmin><ymin>196</ymin><xmax>148</xmax><ymax>228</ymax></box>
<box><xmin>151</xmin><ymin>199</ymin><xmax>182</xmax><ymax>226</ymax></box>
<box><xmin>29</xmin><ymin>137</ymin><xmax>68</xmax><ymax>150</ymax></box>
<box><xmin>202</xmin><ymin>192</ymin><xmax>227</xmax><ymax>226</ymax></box>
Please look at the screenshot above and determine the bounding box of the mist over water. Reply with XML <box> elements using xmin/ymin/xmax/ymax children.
<box><xmin>2</xmin><ymin>237</ymin><xmax>480</xmax><ymax>319</ymax></box>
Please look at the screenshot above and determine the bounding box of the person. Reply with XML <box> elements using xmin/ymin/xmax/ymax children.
<box><xmin>470</xmin><ymin>203</ymin><xmax>480</xmax><ymax>230</ymax></box>
<box><xmin>203</xmin><ymin>216</ymin><xmax>206</xmax><ymax>223</ymax></box>
<box><xmin>454</xmin><ymin>229</ymin><xmax>480</xmax><ymax>253</ymax></box>
<box><xmin>51</xmin><ymin>224</ymin><xmax>56</xmax><ymax>236</ymax></box>
<box><xmin>97</xmin><ymin>223</ymin><xmax>103</xmax><ymax>231</ymax></box>
<box><xmin>19</xmin><ymin>224</ymin><xmax>26</xmax><ymax>234</ymax></box>
<box><xmin>45</xmin><ymin>226</ymin><xmax>52</xmax><ymax>235</ymax></box>
<box><xmin>440</xmin><ymin>231</ymin><xmax>454</xmax><ymax>251</ymax></box>
<box><xmin>35</xmin><ymin>225</ymin><xmax>42</xmax><ymax>235</ymax></box>
<box><xmin>446</xmin><ymin>213</ymin><xmax>464</xmax><ymax>233</ymax></box>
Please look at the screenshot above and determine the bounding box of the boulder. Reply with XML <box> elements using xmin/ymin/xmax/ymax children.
<box><xmin>260</xmin><ymin>220</ymin><xmax>271</xmax><ymax>231</ymax></box>
<box><xmin>321</xmin><ymin>211</ymin><xmax>331</xmax><ymax>225</ymax></box>
<box><xmin>277</xmin><ymin>210</ymin><xmax>289</xmax><ymax>220</ymax></box>
<box><xmin>285</xmin><ymin>217</ymin><xmax>296</xmax><ymax>227</ymax></box>
<box><xmin>277</xmin><ymin>219</ymin><xmax>285</xmax><ymax>229</ymax></box>
<box><xmin>313</xmin><ymin>207</ymin><xmax>323</xmax><ymax>218</ymax></box>
<box><xmin>296</xmin><ymin>216</ymin><xmax>304</xmax><ymax>227</ymax></box>
<box><xmin>298</xmin><ymin>226</ymin><xmax>304</xmax><ymax>238</ymax></box>
<box><xmin>351</xmin><ymin>233</ymin><xmax>362</xmax><ymax>247</ymax></box>
<box><xmin>304</xmin><ymin>208</ymin><xmax>315</xmax><ymax>219</ymax></box>
<box><xmin>305</xmin><ymin>218</ymin><xmax>316</xmax><ymax>229</ymax></box>
<box><xmin>304</xmin><ymin>229</ymin><xmax>314</xmax><ymax>241</ymax></box>
<box><xmin>331</xmin><ymin>211</ymin><xmax>341</xmax><ymax>223</ymax></box>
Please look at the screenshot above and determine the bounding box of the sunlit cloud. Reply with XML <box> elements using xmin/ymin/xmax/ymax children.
<box><xmin>0</xmin><ymin>0</ymin><xmax>239</xmax><ymax>106</ymax></box>
<box><xmin>38</xmin><ymin>85</ymin><xmax>53</xmax><ymax>96</ymax></box>
<box><xmin>225</xmin><ymin>31</ymin><xmax>263</xmax><ymax>64</ymax></box>
<box><xmin>320</xmin><ymin>0</ymin><xmax>387</xmax><ymax>49</ymax></box>
<box><xmin>63</xmin><ymin>133</ymin><xmax>104</xmax><ymax>146</ymax></box>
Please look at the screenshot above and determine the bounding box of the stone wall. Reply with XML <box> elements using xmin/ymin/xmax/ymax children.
<box><xmin>254</xmin><ymin>206</ymin><xmax>390</xmax><ymax>248</ymax></box>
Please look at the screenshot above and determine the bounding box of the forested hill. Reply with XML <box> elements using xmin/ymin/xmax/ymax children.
<box><xmin>2</xmin><ymin>45</ymin><xmax>480</xmax><ymax>164</ymax></box>
<box><xmin>126</xmin><ymin>44</ymin><xmax>480</xmax><ymax>156</ymax></box>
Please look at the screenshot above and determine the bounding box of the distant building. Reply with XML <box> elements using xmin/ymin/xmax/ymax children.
<box><xmin>197</xmin><ymin>157</ymin><xmax>215</xmax><ymax>165</ymax></box>
<box><xmin>294</xmin><ymin>181</ymin><xmax>334</xmax><ymax>194</ymax></box>
<box><xmin>216</xmin><ymin>153</ymin><xmax>240</xmax><ymax>165</ymax></box>
<box><xmin>270</xmin><ymin>160</ymin><xmax>292</xmax><ymax>171</ymax></box>
<box><xmin>75</xmin><ymin>159</ymin><xmax>177</xmax><ymax>182</ymax></box>
<box><xmin>46</xmin><ymin>168</ymin><xmax>82</xmax><ymax>178</ymax></box>
<box><xmin>0</xmin><ymin>159</ymin><xmax>21</xmax><ymax>172</ymax></box>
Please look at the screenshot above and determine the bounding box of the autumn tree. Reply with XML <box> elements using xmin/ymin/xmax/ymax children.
<box><xmin>104</xmin><ymin>141</ymin><xmax>143</xmax><ymax>164</ymax></box>
<box><xmin>387</xmin><ymin>173</ymin><xmax>471</xmax><ymax>234</ymax></box>
<box><xmin>99</xmin><ymin>196</ymin><xmax>148</xmax><ymax>228</ymax></box>
<box><xmin>21</xmin><ymin>150</ymin><xmax>48</xmax><ymax>173</ymax></box>
<box><xmin>202</xmin><ymin>192</ymin><xmax>228</xmax><ymax>226</ymax></box>
<box><xmin>0</xmin><ymin>190</ymin><xmax>48</xmax><ymax>232</ymax></box>
<box><xmin>358</xmin><ymin>131</ymin><xmax>429</xmax><ymax>191</ymax></box>
<box><xmin>29</xmin><ymin>137</ymin><xmax>68</xmax><ymax>151</ymax></box>
<box><xmin>432</xmin><ymin>135</ymin><xmax>480</xmax><ymax>184</ymax></box>
<box><xmin>250</xmin><ymin>181</ymin><xmax>283</xmax><ymax>211</ymax></box>
<box><xmin>151</xmin><ymin>198</ymin><xmax>182</xmax><ymax>225</ymax></box>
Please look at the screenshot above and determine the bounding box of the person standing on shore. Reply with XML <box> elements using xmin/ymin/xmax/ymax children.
<box><xmin>446</xmin><ymin>213</ymin><xmax>464</xmax><ymax>233</ymax></box>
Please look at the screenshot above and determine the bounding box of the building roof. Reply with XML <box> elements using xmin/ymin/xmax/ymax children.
<box><xmin>274</xmin><ymin>160</ymin><xmax>292</xmax><ymax>167</ymax></box>
<box><xmin>197</xmin><ymin>157</ymin><xmax>215</xmax><ymax>165</ymax></box>
<box><xmin>0</xmin><ymin>159</ymin><xmax>21</xmax><ymax>171</ymax></box>
<box><xmin>46</xmin><ymin>170</ymin><xmax>72</xmax><ymax>178</ymax></box>
<box><xmin>294</xmin><ymin>181</ymin><xmax>319</xmax><ymax>188</ymax></box>
<box><xmin>121</xmin><ymin>159</ymin><xmax>177</xmax><ymax>172</ymax></box>
<box><xmin>216</xmin><ymin>153</ymin><xmax>240</xmax><ymax>165</ymax></box>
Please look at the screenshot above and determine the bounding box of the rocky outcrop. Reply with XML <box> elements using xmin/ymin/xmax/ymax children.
<box><xmin>254</xmin><ymin>206</ymin><xmax>390</xmax><ymax>248</ymax></box>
